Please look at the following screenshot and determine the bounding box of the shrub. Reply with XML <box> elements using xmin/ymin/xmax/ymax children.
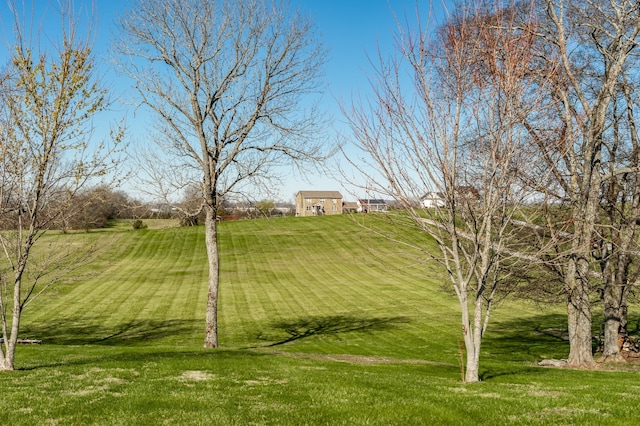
<box><xmin>132</xmin><ymin>219</ymin><xmax>147</xmax><ymax>230</ymax></box>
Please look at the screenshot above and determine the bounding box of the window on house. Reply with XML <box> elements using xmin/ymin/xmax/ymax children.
<box><xmin>306</xmin><ymin>206</ymin><xmax>312</xmax><ymax>211</ymax></box>
<box><xmin>332</xmin><ymin>199</ymin><xmax>337</xmax><ymax>203</ymax></box>
<box><xmin>305</xmin><ymin>198</ymin><xmax>311</xmax><ymax>203</ymax></box>
<box><xmin>332</xmin><ymin>205</ymin><xmax>337</xmax><ymax>211</ymax></box>
<box><xmin>320</xmin><ymin>198</ymin><xmax>325</xmax><ymax>203</ymax></box>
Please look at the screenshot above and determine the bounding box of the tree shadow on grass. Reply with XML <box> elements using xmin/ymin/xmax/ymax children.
<box><xmin>21</xmin><ymin>317</ymin><xmax>200</xmax><ymax>346</ymax></box>
<box><xmin>482</xmin><ymin>313</ymin><xmax>571</xmax><ymax>362</ymax></box>
<box><xmin>18</xmin><ymin>347</ymin><xmax>272</xmax><ymax>371</ymax></box>
<box><xmin>259</xmin><ymin>314</ymin><xmax>411</xmax><ymax>347</ymax></box>
<box><xmin>471</xmin><ymin>312</ymin><xmax>575</xmax><ymax>381</ymax></box>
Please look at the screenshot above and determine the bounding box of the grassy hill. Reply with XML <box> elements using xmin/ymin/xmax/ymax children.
<box><xmin>2</xmin><ymin>215</ymin><xmax>640</xmax><ymax>424</ymax></box>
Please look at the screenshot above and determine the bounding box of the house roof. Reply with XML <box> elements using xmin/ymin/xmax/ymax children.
<box><xmin>358</xmin><ymin>199</ymin><xmax>386</xmax><ymax>204</ymax></box>
<box><xmin>342</xmin><ymin>201</ymin><xmax>358</xmax><ymax>209</ymax></box>
<box><xmin>421</xmin><ymin>187</ymin><xmax>479</xmax><ymax>199</ymax></box>
<box><xmin>421</xmin><ymin>192</ymin><xmax>445</xmax><ymax>199</ymax></box>
<box><xmin>296</xmin><ymin>190</ymin><xmax>343</xmax><ymax>198</ymax></box>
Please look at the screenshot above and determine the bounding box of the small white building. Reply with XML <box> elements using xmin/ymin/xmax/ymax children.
<box><xmin>421</xmin><ymin>192</ymin><xmax>446</xmax><ymax>208</ymax></box>
<box><xmin>357</xmin><ymin>199</ymin><xmax>388</xmax><ymax>213</ymax></box>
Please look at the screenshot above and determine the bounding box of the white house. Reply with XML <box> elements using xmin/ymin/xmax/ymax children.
<box><xmin>357</xmin><ymin>199</ymin><xmax>388</xmax><ymax>213</ymax></box>
<box><xmin>421</xmin><ymin>192</ymin><xmax>446</xmax><ymax>208</ymax></box>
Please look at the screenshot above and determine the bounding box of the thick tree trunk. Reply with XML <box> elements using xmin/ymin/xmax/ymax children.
<box><xmin>602</xmin><ymin>287</ymin><xmax>624</xmax><ymax>362</ymax></box>
<box><xmin>601</xmin><ymin>253</ymin><xmax>630</xmax><ymax>362</ymax></box>
<box><xmin>566</xmin><ymin>257</ymin><xmax>595</xmax><ymax>366</ymax></box>
<box><xmin>462</xmin><ymin>319</ymin><xmax>479</xmax><ymax>382</ymax></box>
<box><xmin>465</xmin><ymin>350</ymin><xmax>480</xmax><ymax>383</ymax></box>
<box><xmin>462</xmin><ymin>321</ymin><xmax>482</xmax><ymax>383</ymax></box>
<box><xmin>203</xmin><ymin>206</ymin><xmax>220</xmax><ymax>349</ymax></box>
<box><xmin>564</xmin><ymin>143</ymin><xmax>601</xmax><ymax>367</ymax></box>
<box><xmin>620</xmin><ymin>286</ymin><xmax>629</xmax><ymax>334</ymax></box>
<box><xmin>600</xmin><ymin>219</ymin><xmax>634</xmax><ymax>361</ymax></box>
<box><xmin>602</xmin><ymin>327</ymin><xmax>624</xmax><ymax>362</ymax></box>
<box><xmin>566</xmin><ymin>299</ymin><xmax>593</xmax><ymax>366</ymax></box>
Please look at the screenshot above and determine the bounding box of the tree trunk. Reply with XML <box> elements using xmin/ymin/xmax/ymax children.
<box><xmin>620</xmin><ymin>285</ymin><xmax>629</xmax><ymax>335</ymax></box>
<box><xmin>465</xmin><ymin>297</ymin><xmax>484</xmax><ymax>383</ymax></box>
<box><xmin>566</xmin><ymin>296</ymin><xmax>593</xmax><ymax>366</ymax></box>
<box><xmin>203</xmin><ymin>205</ymin><xmax>220</xmax><ymax>348</ymax></box>
<box><xmin>459</xmin><ymin>292</ymin><xmax>481</xmax><ymax>383</ymax></box>
<box><xmin>602</xmin><ymin>284</ymin><xmax>624</xmax><ymax>361</ymax></box>
<box><xmin>465</xmin><ymin>349</ymin><xmax>480</xmax><ymax>383</ymax></box>
<box><xmin>566</xmin><ymin>257</ymin><xmax>595</xmax><ymax>366</ymax></box>
<box><xmin>1</xmin><ymin>303</ymin><xmax>21</xmax><ymax>371</ymax></box>
<box><xmin>601</xmin><ymin>252</ymin><xmax>630</xmax><ymax>362</ymax></box>
<box><xmin>564</xmin><ymin>141</ymin><xmax>601</xmax><ymax>367</ymax></box>
<box><xmin>1</xmin><ymin>342</ymin><xmax>16</xmax><ymax>371</ymax></box>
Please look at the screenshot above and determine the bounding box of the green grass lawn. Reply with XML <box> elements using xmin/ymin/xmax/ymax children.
<box><xmin>2</xmin><ymin>215</ymin><xmax>640</xmax><ymax>425</ymax></box>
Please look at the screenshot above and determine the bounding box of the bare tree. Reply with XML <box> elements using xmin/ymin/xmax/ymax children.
<box><xmin>0</xmin><ymin>1</ymin><xmax>122</xmax><ymax>371</ymax></box>
<box><xmin>516</xmin><ymin>0</ymin><xmax>640</xmax><ymax>366</ymax></box>
<box><xmin>593</xmin><ymin>75</ymin><xmax>640</xmax><ymax>362</ymax></box>
<box><xmin>342</xmin><ymin>2</ymin><xmax>543</xmax><ymax>382</ymax></box>
<box><xmin>114</xmin><ymin>0</ymin><xmax>326</xmax><ymax>348</ymax></box>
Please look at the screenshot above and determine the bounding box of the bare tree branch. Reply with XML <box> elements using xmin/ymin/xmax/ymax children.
<box><xmin>114</xmin><ymin>0</ymin><xmax>327</xmax><ymax>348</ymax></box>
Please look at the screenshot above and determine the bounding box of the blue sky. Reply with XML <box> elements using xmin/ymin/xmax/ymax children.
<box><xmin>0</xmin><ymin>0</ymin><xmax>447</xmax><ymax>202</ymax></box>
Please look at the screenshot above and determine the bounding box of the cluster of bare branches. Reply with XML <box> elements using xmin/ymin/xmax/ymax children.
<box><xmin>343</xmin><ymin>0</ymin><xmax>547</xmax><ymax>382</ymax></box>
<box><xmin>344</xmin><ymin>0</ymin><xmax>640</xmax><ymax>380</ymax></box>
<box><xmin>515</xmin><ymin>0</ymin><xmax>640</xmax><ymax>365</ymax></box>
<box><xmin>113</xmin><ymin>0</ymin><xmax>327</xmax><ymax>347</ymax></box>
<box><xmin>0</xmin><ymin>1</ymin><xmax>123</xmax><ymax>371</ymax></box>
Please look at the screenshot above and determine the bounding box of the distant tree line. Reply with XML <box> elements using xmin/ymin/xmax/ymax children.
<box><xmin>56</xmin><ymin>186</ymin><xmax>147</xmax><ymax>232</ymax></box>
<box><xmin>2</xmin><ymin>184</ymin><xmax>151</xmax><ymax>232</ymax></box>
<box><xmin>1</xmin><ymin>182</ymin><xmax>297</xmax><ymax>232</ymax></box>
<box><xmin>1</xmin><ymin>0</ymin><xmax>322</xmax><ymax>369</ymax></box>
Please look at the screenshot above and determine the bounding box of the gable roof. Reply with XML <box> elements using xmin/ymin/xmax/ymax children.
<box><xmin>421</xmin><ymin>188</ymin><xmax>479</xmax><ymax>199</ymax></box>
<box><xmin>296</xmin><ymin>190</ymin><xmax>343</xmax><ymax>198</ymax></box>
<box><xmin>342</xmin><ymin>201</ymin><xmax>358</xmax><ymax>209</ymax></box>
<box><xmin>421</xmin><ymin>192</ymin><xmax>445</xmax><ymax>199</ymax></box>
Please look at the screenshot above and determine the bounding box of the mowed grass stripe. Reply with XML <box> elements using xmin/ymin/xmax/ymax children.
<box><xmin>215</xmin><ymin>216</ymin><xmax>459</xmax><ymax>360</ymax></box>
<box><xmin>82</xmin><ymin>230</ymin><xmax>194</xmax><ymax>318</ymax></box>
<box><xmin>273</xmin><ymin>218</ymin><xmax>388</xmax><ymax>315</ymax></box>
<box><xmin>8</xmin><ymin>216</ymin><xmax>640</xmax><ymax>425</ymax></box>
<box><xmin>102</xmin><ymin>228</ymin><xmax>207</xmax><ymax>329</ymax></box>
<box><xmin>222</xmin><ymin>218</ymin><xmax>356</xmax><ymax>319</ymax></box>
<box><xmin>24</xmin><ymin>227</ymin><xmax>209</xmax><ymax>344</ymax></box>
<box><xmin>219</xmin><ymin>220</ymin><xmax>306</xmax><ymax>345</ymax></box>
<box><xmin>26</xmin><ymin>215</ymin><xmax>550</xmax><ymax>360</ymax></box>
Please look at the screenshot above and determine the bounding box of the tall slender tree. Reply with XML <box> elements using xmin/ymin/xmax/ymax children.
<box><xmin>594</xmin><ymin>76</ymin><xmax>640</xmax><ymax>362</ymax></box>
<box><xmin>517</xmin><ymin>0</ymin><xmax>640</xmax><ymax>366</ymax></box>
<box><xmin>114</xmin><ymin>0</ymin><xmax>325</xmax><ymax>348</ymax></box>
<box><xmin>0</xmin><ymin>0</ymin><xmax>121</xmax><ymax>371</ymax></box>
<box><xmin>343</xmin><ymin>1</ymin><xmax>543</xmax><ymax>382</ymax></box>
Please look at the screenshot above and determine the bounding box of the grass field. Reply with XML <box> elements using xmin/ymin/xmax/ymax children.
<box><xmin>2</xmin><ymin>214</ymin><xmax>640</xmax><ymax>425</ymax></box>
